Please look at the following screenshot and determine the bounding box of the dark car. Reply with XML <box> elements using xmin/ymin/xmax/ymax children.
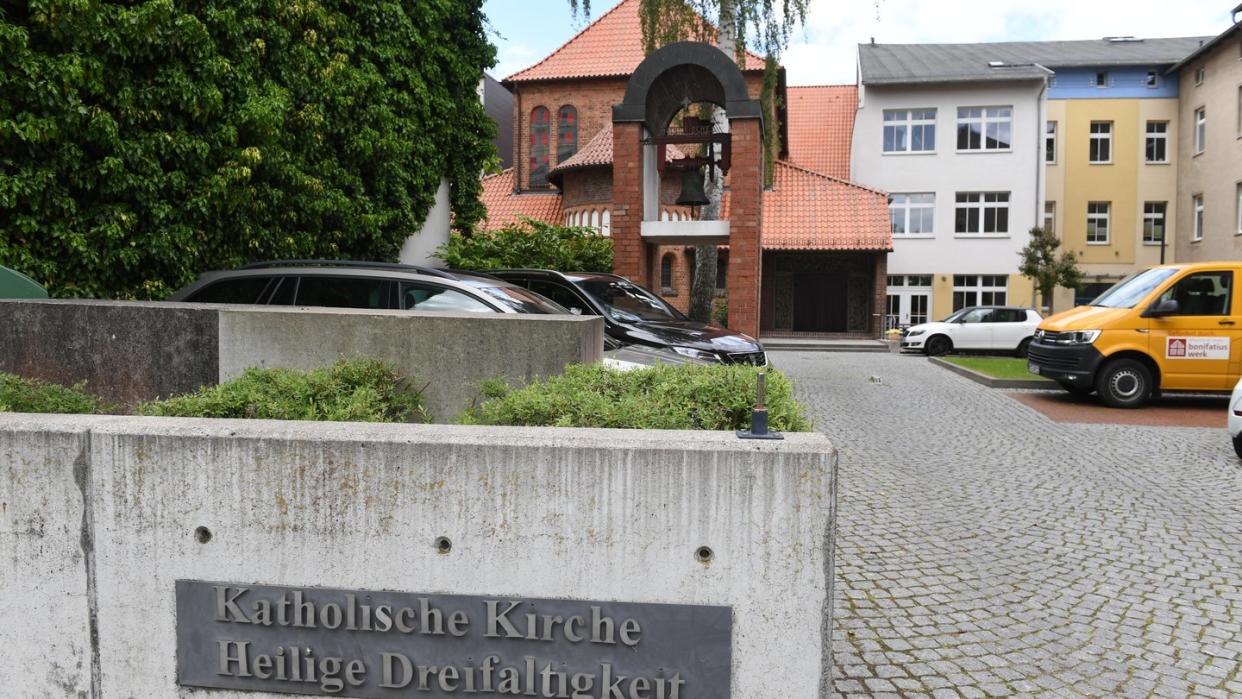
<box><xmin>168</xmin><ymin>260</ymin><xmax>568</xmax><ymax>314</ymax></box>
<box><xmin>486</xmin><ymin>269</ymin><xmax>767</xmax><ymax>365</ymax></box>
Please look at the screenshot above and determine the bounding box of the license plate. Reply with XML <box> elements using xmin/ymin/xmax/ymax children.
<box><xmin>1028</xmin><ymin>362</ymin><xmax>1040</xmax><ymax>375</ymax></box>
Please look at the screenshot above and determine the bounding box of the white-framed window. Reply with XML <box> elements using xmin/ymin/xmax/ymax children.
<box><xmin>1193</xmin><ymin>194</ymin><xmax>1204</xmax><ymax>241</ymax></box>
<box><xmin>1195</xmin><ymin>67</ymin><xmax>1205</xmax><ymax>85</ymax></box>
<box><xmin>1045</xmin><ymin>121</ymin><xmax>1057</xmax><ymax>163</ymax></box>
<box><xmin>1095</xmin><ymin>71</ymin><xmax>1109</xmax><ymax>87</ymax></box>
<box><xmin>1086</xmin><ymin>202</ymin><xmax>1110</xmax><ymax>244</ymax></box>
<box><xmin>1237</xmin><ymin>86</ymin><xmax>1241</xmax><ymax>137</ymax></box>
<box><xmin>1142</xmin><ymin>201</ymin><xmax>1167</xmax><ymax>245</ymax></box>
<box><xmin>956</xmin><ymin>106</ymin><xmax>1012</xmax><ymax>151</ymax></box>
<box><xmin>1089</xmin><ymin>121</ymin><xmax>1112</xmax><ymax>163</ymax></box>
<box><xmin>1044</xmin><ymin>201</ymin><xmax>1056</xmax><ymax>234</ymax></box>
<box><xmin>883</xmin><ymin>109</ymin><xmax>936</xmax><ymax>152</ymax></box>
<box><xmin>1236</xmin><ymin>183</ymin><xmax>1242</xmax><ymax>236</ymax></box>
<box><xmin>954</xmin><ymin>192</ymin><xmax>1010</xmax><ymax>235</ymax></box>
<box><xmin>1145</xmin><ymin>121</ymin><xmax>1168</xmax><ymax>163</ymax></box>
<box><xmin>889</xmin><ymin>193</ymin><xmax>935</xmax><ymax>235</ymax></box>
<box><xmin>1194</xmin><ymin>107</ymin><xmax>1206</xmax><ymax>153</ymax></box>
<box><xmin>952</xmin><ymin>275</ymin><xmax>1008</xmax><ymax>311</ymax></box>
<box><xmin>1145</xmin><ymin>71</ymin><xmax>1159</xmax><ymax>88</ymax></box>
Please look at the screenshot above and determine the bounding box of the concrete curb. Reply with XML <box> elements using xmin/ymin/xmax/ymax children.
<box><xmin>928</xmin><ymin>356</ymin><xmax>1056</xmax><ymax>390</ymax></box>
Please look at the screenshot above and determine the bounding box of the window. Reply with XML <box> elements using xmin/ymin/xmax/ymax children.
<box><xmin>957</xmin><ymin>106</ymin><xmax>1012</xmax><ymax>150</ymax></box>
<box><xmin>1156</xmin><ymin>271</ymin><xmax>1232</xmax><ymax>316</ymax></box>
<box><xmin>889</xmin><ymin>193</ymin><xmax>935</xmax><ymax>235</ymax></box>
<box><xmin>952</xmin><ymin>275</ymin><xmax>1008</xmax><ymax>310</ymax></box>
<box><xmin>1141</xmin><ymin>121</ymin><xmax>1168</xmax><ymax>163</ymax></box>
<box><xmin>1044</xmin><ymin>201</ymin><xmax>1056</xmax><ymax>234</ymax></box>
<box><xmin>1194</xmin><ymin>107</ymin><xmax>1206</xmax><ymax>153</ymax></box>
<box><xmin>954</xmin><ymin>192</ymin><xmax>1010</xmax><ymax>234</ymax></box>
<box><xmin>187</xmin><ymin>277</ymin><xmax>274</xmax><ymax>304</ymax></box>
<box><xmin>557</xmin><ymin>105</ymin><xmax>578</xmax><ymax>163</ymax></box>
<box><xmin>882</xmin><ymin>109</ymin><xmax>936</xmax><ymax>152</ymax></box>
<box><xmin>1145</xmin><ymin>71</ymin><xmax>1158</xmax><ymax>88</ymax></box>
<box><xmin>529</xmin><ymin>106</ymin><xmax>550</xmax><ymax>187</ymax></box>
<box><xmin>660</xmin><ymin>254</ymin><xmax>674</xmax><ymax>293</ymax></box>
<box><xmin>1193</xmin><ymin>194</ymin><xmax>1204</xmax><ymax>241</ymax></box>
<box><xmin>1095</xmin><ymin>71</ymin><xmax>1109</xmax><ymax>87</ymax></box>
<box><xmin>400</xmin><ymin>283</ymin><xmax>492</xmax><ymax>313</ymax></box>
<box><xmin>297</xmin><ymin>277</ymin><xmax>393</xmax><ymax>309</ymax></box>
<box><xmin>1194</xmin><ymin>67</ymin><xmax>1205</xmax><ymax>85</ymax></box>
<box><xmin>526</xmin><ymin>280</ymin><xmax>588</xmax><ymax>313</ymax></box>
<box><xmin>1086</xmin><ymin>202</ymin><xmax>1110</xmax><ymax>244</ymax></box>
<box><xmin>1089</xmin><ymin>121</ymin><xmax>1112</xmax><ymax>163</ymax></box>
<box><xmin>1045</xmin><ymin>121</ymin><xmax>1057</xmax><ymax>163</ymax></box>
<box><xmin>1236</xmin><ymin>183</ymin><xmax>1242</xmax><ymax>236</ymax></box>
<box><xmin>1143</xmin><ymin>202</ymin><xmax>1167</xmax><ymax>245</ymax></box>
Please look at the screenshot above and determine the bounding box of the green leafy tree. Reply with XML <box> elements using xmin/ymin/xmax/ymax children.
<box><xmin>1018</xmin><ymin>227</ymin><xmax>1083</xmax><ymax>313</ymax></box>
<box><xmin>435</xmin><ymin>219</ymin><xmax>613</xmax><ymax>272</ymax></box>
<box><xmin>1</xmin><ymin>0</ymin><xmax>498</xmax><ymax>299</ymax></box>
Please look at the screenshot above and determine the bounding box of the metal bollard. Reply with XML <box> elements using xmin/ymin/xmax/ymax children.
<box><xmin>737</xmin><ymin>371</ymin><xmax>784</xmax><ymax>440</ymax></box>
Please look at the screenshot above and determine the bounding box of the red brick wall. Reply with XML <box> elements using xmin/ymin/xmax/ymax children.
<box><xmin>512</xmin><ymin>79</ymin><xmax>629</xmax><ymax>191</ymax></box>
<box><xmin>611</xmin><ymin>122</ymin><xmax>645</xmax><ymax>284</ymax></box>
<box><xmin>561</xmin><ymin>169</ymin><xmax>614</xmax><ymax>208</ymax></box>
<box><xmin>726</xmin><ymin>117</ymin><xmax>762</xmax><ymax>338</ymax></box>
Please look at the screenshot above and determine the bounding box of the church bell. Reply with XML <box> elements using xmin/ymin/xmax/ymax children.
<box><xmin>675</xmin><ymin>167</ymin><xmax>710</xmax><ymax>207</ymax></box>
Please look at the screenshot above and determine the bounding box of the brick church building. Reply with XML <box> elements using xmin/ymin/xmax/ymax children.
<box><xmin>479</xmin><ymin>0</ymin><xmax>891</xmax><ymax>339</ymax></box>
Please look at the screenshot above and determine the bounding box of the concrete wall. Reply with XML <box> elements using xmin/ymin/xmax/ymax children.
<box><xmin>0</xmin><ymin>300</ymin><xmax>603</xmax><ymax>422</ymax></box>
<box><xmin>0</xmin><ymin>414</ymin><xmax>838</xmax><ymax>697</ymax></box>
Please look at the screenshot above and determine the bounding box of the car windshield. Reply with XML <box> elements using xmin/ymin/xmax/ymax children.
<box><xmin>941</xmin><ymin>308</ymin><xmax>970</xmax><ymax>323</ymax></box>
<box><xmin>576</xmin><ymin>278</ymin><xmax>685</xmax><ymax>322</ymax></box>
<box><xmin>461</xmin><ymin>281</ymin><xmax>569</xmax><ymax>314</ymax></box>
<box><xmin>1089</xmin><ymin>268</ymin><xmax>1180</xmax><ymax>308</ymax></box>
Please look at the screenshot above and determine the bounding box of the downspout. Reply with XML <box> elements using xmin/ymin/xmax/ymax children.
<box><xmin>514</xmin><ymin>89</ymin><xmax>522</xmax><ymax>194</ymax></box>
<box><xmin>1033</xmin><ymin>70</ymin><xmax>1049</xmax><ymax>310</ymax></box>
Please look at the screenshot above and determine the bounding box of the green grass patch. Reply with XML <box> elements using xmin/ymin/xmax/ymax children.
<box><xmin>138</xmin><ymin>358</ymin><xmax>430</xmax><ymax>423</ymax></box>
<box><xmin>941</xmin><ymin>356</ymin><xmax>1051</xmax><ymax>381</ymax></box>
<box><xmin>0</xmin><ymin>373</ymin><xmax>113</xmax><ymax>414</ymax></box>
<box><xmin>460</xmin><ymin>363</ymin><xmax>813</xmax><ymax>431</ymax></box>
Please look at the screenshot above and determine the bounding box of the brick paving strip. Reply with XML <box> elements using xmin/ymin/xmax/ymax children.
<box><xmin>1009</xmin><ymin>392</ymin><xmax>1227</xmax><ymax>429</ymax></box>
<box><xmin>772</xmin><ymin>351</ymin><xmax>1242</xmax><ymax>698</ymax></box>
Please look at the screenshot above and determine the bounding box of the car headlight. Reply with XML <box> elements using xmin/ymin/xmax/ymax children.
<box><xmin>905</xmin><ymin>329</ymin><xmax>925</xmax><ymax>337</ymax></box>
<box><xmin>1050</xmin><ymin>329</ymin><xmax>1101</xmax><ymax>345</ymax></box>
<box><xmin>671</xmin><ymin>346</ymin><xmax>721</xmax><ymax>362</ymax></box>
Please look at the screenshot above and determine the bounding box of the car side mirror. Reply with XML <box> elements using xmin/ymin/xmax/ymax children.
<box><xmin>1142</xmin><ymin>298</ymin><xmax>1179</xmax><ymax>318</ymax></box>
<box><xmin>569</xmin><ymin>307</ymin><xmax>583</xmax><ymax>315</ymax></box>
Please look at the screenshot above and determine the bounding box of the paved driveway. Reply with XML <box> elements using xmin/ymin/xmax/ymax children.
<box><xmin>775</xmin><ymin>351</ymin><xmax>1242</xmax><ymax>698</ymax></box>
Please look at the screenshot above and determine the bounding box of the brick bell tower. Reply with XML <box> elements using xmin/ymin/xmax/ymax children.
<box><xmin>610</xmin><ymin>42</ymin><xmax>764</xmax><ymax>339</ymax></box>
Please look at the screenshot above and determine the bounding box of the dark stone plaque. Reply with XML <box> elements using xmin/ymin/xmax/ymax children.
<box><xmin>176</xmin><ymin>580</ymin><xmax>731</xmax><ymax>698</ymax></box>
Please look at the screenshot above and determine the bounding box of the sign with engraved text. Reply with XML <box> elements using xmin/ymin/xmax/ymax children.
<box><xmin>175</xmin><ymin>580</ymin><xmax>731</xmax><ymax>698</ymax></box>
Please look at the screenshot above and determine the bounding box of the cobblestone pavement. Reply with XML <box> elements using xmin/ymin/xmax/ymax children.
<box><xmin>775</xmin><ymin>352</ymin><xmax>1242</xmax><ymax>699</ymax></box>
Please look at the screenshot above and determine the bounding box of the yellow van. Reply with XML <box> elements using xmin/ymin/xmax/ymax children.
<box><xmin>1028</xmin><ymin>262</ymin><xmax>1241</xmax><ymax>408</ymax></box>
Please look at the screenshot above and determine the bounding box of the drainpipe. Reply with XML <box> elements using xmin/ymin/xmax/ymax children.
<box><xmin>1033</xmin><ymin>71</ymin><xmax>1049</xmax><ymax>310</ymax></box>
<box><xmin>514</xmin><ymin>90</ymin><xmax>522</xmax><ymax>194</ymax></box>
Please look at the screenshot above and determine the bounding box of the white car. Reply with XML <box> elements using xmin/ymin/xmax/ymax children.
<box><xmin>1229</xmin><ymin>378</ymin><xmax>1242</xmax><ymax>458</ymax></box>
<box><xmin>901</xmin><ymin>306</ymin><xmax>1042</xmax><ymax>357</ymax></box>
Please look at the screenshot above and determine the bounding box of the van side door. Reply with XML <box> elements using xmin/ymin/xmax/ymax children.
<box><xmin>1146</xmin><ymin>270</ymin><xmax>1237</xmax><ymax>390</ymax></box>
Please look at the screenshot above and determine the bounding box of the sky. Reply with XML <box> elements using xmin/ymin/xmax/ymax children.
<box><xmin>482</xmin><ymin>0</ymin><xmax>1237</xmax><ymax>85</ymax></box>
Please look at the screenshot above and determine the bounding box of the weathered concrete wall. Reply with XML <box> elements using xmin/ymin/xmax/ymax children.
<box><xmin>0</xmin><ymin>300</ymin><xmax>603</xmax><ymax>421</ymax></box>
<box><xmin>0</xmin><ymin>414</ymin><xmax>837</xmax><ymax>697</ymax></box>
<box><xmin>217</xmin><ymin>307</ymin><xmax>602</xmax><ymax>422</ymax></box>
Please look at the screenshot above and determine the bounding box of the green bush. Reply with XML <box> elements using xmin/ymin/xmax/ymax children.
<box><xmin>1</xmin><ymin>0</ymin><xmax>497</xmax><ymax>299</ymax></box>
<box><xmin>0</xmin><ymin>373</ymin><xmax>111</xmax><ymax>414</ymax></box>
<box><xmin>139</xmin><ymin>359</ymin><xmax>428</xmax><ymax>423</ymax></box>
<box><xmin>435</xmin><ymin>219</ymin><xmax>613</xmax><ymax>272</ymax></box>
<box><xmin>461</xmin><ymin>363</ymin><xmax>811</xmax><ymax>431</ymax></box>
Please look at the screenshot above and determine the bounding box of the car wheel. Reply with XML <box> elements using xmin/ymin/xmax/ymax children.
<box><xmin>1015</xmin><ymin>337</ymin><xmax>1032</xmax><ymax>358</ymax></box>
<box><xmin>1094</xmin><ymin>358</ymin><xmax>1153</xmax><ymax>409</ymax></box>
<box><xmin>924</xmin><ymin>335</ymin><xmax>952</xmax><ymax>357</ymax></box>
<box><xmin>1057</xmin><ymin>381</ymin><xmax>1093</xmax><ymax>397</ymax></box>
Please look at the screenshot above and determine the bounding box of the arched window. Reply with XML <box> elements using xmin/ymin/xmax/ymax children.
<box><xmin>557</xmin><ymin>105</ymin><xmax>578</xmax><ymax>163</ymax></box>
<box><xmin>589</xmin><ymin>209</ymin><xmax>598</xmax><ymax>230</ymax></box>
<box><xmin>529</xmin><ymin>107</ymin><xmax>550</xmax><ymax>187</ymax></box>
<box><xmin>660</xmin><ymin>254</ymin><xmax>674</xmax><ymax>292</ymax></box>
<box><xmin>600</xmin><ymin>209</ymin><xmax>611</xmax><ymax>237</ymax></box>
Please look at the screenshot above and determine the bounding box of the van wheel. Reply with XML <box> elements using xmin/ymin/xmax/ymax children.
<box><xmin>1095</xmin><ymin>359</ymin><xmax>1153</xmax><ymax>408</ymax></box>
<box><xmin>1015</xmin><ymin>337</ymin><xmax>1032</xmax><ymax>358</ymax></box>
<box><xmin>925</xmin><ymin>335</ymin><xmax>952</xmax><ymax>356</ymax></box>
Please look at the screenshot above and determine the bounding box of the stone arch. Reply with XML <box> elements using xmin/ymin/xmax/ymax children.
<box><xmin>613</xmin><ymin>41</ymin><xmax>761</xmax><ymax>136</ymax></box>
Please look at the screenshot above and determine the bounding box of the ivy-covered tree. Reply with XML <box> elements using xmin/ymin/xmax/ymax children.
<box><xmin>1018</xmin><ymin>227</ymin><xmax>1083</xmax><ymax>313</ymax></box>
<box><xmin>0</xmin><ymin>0</ymin><xmax>498</xmax><ymax>299</ymax></box>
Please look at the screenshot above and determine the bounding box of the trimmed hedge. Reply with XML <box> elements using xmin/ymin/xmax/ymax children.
<box><xmin>0</xmin><ymin>373</ymin><xmax>111</xmax><ymax>414</ymax></box>
<box><xmin>138</xmin><ymin>359</ymin><xmax>428</xmax><ymax>423</ymax></box>
<box><xmin>435</xmin><ymin>219</ymin><xmax>613</xmax><ymax>273</ymax></box>
<box><xmin>461</xmin><ymin>363</ymin><xmax>812</xmax><ymax>431</ymax></box>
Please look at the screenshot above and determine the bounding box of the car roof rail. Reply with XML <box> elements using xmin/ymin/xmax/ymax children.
<box><xmin>239</xmin><ymin>259</ymin><xmax>454</xmax><ymax>279</ymax></box>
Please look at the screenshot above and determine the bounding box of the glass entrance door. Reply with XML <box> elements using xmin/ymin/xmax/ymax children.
<box><xmin>885</xmin><ymin>275</ymin><xmax>933</xmax><ymax>328</ymax></box>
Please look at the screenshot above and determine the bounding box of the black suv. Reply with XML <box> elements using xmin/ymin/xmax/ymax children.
<box><xmin>487</xmin><ymin>269</ymin><xmax>767</xmax><ymax>365</ymax></box>
<box><xmin>168</xmin><ymin>260</ymin><xmax>567</xmax><ymax>314</ymax></box>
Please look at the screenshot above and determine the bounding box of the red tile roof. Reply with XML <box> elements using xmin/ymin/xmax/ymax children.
<box><xmin>504</xmin><ymin>0</ymin><xmax>765</xmax><ymax>84</ymax></box>
<box><xmin>761</xmin><ymin>161</ymin><xmax>891</xmax><ymax>251</ymax></box>
<box><xmin>785</xmin><ymin>85</ymin><xmax>857</xmax><ymax>180</ymax></box>
<box><xmin>548</xmin><ymin>127</ymin><xmax>686</xmax><ymax>184</ymax></box>
<box><xmin>477</xmin><ymin>169</ymin><xmax>563</xmax><ymax>230</ymax></box>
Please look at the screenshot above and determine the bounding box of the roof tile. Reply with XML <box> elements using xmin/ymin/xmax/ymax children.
<box><xmin>477</xmin><ymin>169</ymin><xmax>563</xmax><ymax>230</ymax></box>
<box><xmin>785</xmin><ymin>85</ymin><xmax>857</xmax><ymax>180</ymax></box>
<box><xmin>549</xmin><ymin>127</ymin><xmax>686</xmax><ymax>184</ymax></box>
